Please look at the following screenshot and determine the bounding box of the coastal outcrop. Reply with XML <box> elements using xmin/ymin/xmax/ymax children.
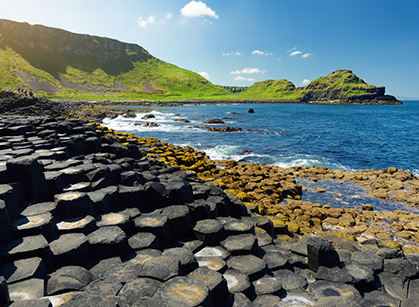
<box><xmin>241</xmin><ymin>70</ymin><xmax>402</xmax><ymax>105</ymax></box>
<box><xmin>0</xmin><ymin>114</ymin><xmax>418</xmax><ymax>306</ymax></box>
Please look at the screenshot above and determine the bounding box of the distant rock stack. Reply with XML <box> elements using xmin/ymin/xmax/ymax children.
<box><xmin>0</xmin><ymin>115</ymin><xmax>417</xmax><ymax>306</ymax></box>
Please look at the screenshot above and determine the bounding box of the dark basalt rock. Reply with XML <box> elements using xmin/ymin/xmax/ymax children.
<box><xmin>203</xmin><ymin>118</ymin><xmax>225</xmax><ymax>124</ymax></box>
<box><xmin>0</xmin><ymin>115</ymin><xmax>415</xmax><ymax>306</ymax></box>
<box><xmin>0</xmin><ymin>257</ymin><xmax>45</xmax><ymax>284</ymax></box>
<box><xmin>117</xmin><ymin>278</ymin><xmax>162</xmax><ymax>305</ymax></box>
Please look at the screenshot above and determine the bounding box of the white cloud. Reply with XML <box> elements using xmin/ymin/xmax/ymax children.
<box><xmin>302</xmin><ymin>53</ymin><xmax>311</xmax><ymax>58</ymax></box>
<box><xmin>181</xmin><ymin>1</ymin><xmax>219</xmax><ymax>19</ymax></box>
<box><xmin>137</xmin><ymin>15</ymin><xmax>155</xmax><ymax>28</ymax></box>
<box><xmin>230</xmin><ymin>67</ymin><xmax>265</xmax><ymax>75</ymax></box>
<box><xmin>290</xmin><ymin>50</ymin><xmax>302</xmax><ymax>56</ymax></box>
<box><xmin>301</xmin><ymin>79</ymin><xmax>311</xmax><ymax>86</ymax></box>
<box><xmin>198</xmin><ymin>71</ymin><xmax>210</xmax><ymax>80</ymax></box>
<box><xmin>235</xmin><ymin>76</ymin><xmax>256</xmax><ymax>82</ymax></box>
<box><xmin>166</xmin><ymin>12</ymin><xmax>173</xmax><ymax>20</ymax></box>
<box><xmin>252</xmin><ymin>50</ymin><xmax>272</xmax><ymax>56</ymax></box>
<box><xmin>222</xmin><ymin>51</ymin><xmax>241</xmax><ymax>56</ymax></box>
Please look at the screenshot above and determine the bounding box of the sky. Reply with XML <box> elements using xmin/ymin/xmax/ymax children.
<box><xmin>2</xmin><ymin>0</ymin><xmax>419</xmax><ymax>99</ymax></box>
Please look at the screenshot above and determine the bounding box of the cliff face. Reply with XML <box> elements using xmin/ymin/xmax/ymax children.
<box><xmin>241</xmin><ymin>69</ymin><xmax>402</xmax><ymax>104</ymax></box>
<box><xmin>299</xmin><ymin>70</ymin><xmax>400</xmax><ymax>104</ymax></box>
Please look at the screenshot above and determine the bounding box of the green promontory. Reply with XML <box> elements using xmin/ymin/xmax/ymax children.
<box><xmin>239</xmin><ymin>69</ymin><xmax>401</xmax><ymax>104</ymax></box>
<box><xmin>0</xmin><ymin>19</ymin><xmax>227</xmax><ymax>99</ymax></box>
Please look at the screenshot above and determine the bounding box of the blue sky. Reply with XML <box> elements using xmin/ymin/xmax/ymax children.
<box><xmin>2</xmin><ymin>0</ymin><xmax>419</xmax><ymax>99</ymax></box>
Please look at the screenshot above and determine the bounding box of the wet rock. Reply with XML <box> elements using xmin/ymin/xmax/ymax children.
<box><xmin>203</xmin><ymin>119</ymin><xmax>225</xmax><ymax>124</ymax></box>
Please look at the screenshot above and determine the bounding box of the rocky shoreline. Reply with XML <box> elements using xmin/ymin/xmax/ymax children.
<box><xmin>0</xmin><ymin>93</ymin><xmax>418</xmax><ymax>306</ymax></box>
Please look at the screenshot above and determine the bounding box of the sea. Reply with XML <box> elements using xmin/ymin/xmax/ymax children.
<box><xmin>102</xmin><ymin>101</ymin><xmax>419</xmax><ymax>177</ymax></box>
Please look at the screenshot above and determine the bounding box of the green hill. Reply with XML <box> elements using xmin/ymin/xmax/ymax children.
<box><xmin>239</xmin><ymin>69</ymin><xmax>401</xmax><ymax>104</ymax></box>
<box><xmin>0</xmin><ymin>19</ymin><xmax>227</xmax><ymax>100</ymax></box>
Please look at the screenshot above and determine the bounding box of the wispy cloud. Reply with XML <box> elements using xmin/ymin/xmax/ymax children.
<box><xmin>289</xmin><ymin>50</ymin><xmax>302</xmax><ymax>56</ymax></box>
<box><xmin>252</xmin><ymin>50</ymin><xmax>273</xmax><ymax>56</ymax></box>
<box><xmin>230</xmin><ymin>67</ymin><xmax>266</xmax><ymax>75</ymax></box>
<box><xmin>198</xmin><ymin>71</ymin><xmax>210</xmax><ymax>80</ymax></box>
<box><xmin>301</xmin><ymin>79</ymin><xmax>311</xmax><ymax>86</ymax></box>
<box><xmin>181</xmin><ymin>1</ymin><xmax>219</xmax><ymax>19</ymax></box>
<box><xmin>289</xmin><ymin>47</ymin><xmax>312</xmax><ymax>58</ymax></box>
<box><xmin>235</xmin><ymin>76</ymin><xmax>256</xmax><ymax>82</ymax></box>
<box><xmin>166</xmin><ymin>12</ymin><xmax>173</xmax><ymax>20</ymax></box>
<box><xmin>137</xmin><ymin>15</ymin><xmax>155</xmax><ymax>28</ymax></box>
<box><xmin>222</xmin><ymin>51</ymin><xmax>241</xmax><ymax>56</ymax></box>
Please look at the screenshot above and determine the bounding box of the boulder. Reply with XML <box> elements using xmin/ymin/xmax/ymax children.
<box><xmin>203</xmin><ymin>118</ymin><xmax>225</xmax><ymax>124</ymax></box>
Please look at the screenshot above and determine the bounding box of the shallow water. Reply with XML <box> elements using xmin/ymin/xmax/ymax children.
<box><xmin>298</xmin><ymin>177</ymin><xmax>419</xmax><ymax>214</ymax></box>
<box><xmin>102</xmin><ymin>101</ymin><xmax>419</xmax><ymax>176</ymax></box>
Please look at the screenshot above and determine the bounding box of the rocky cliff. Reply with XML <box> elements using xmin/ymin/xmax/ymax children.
<box><xmin>241</xmin><ymin>70</ymin><xmax>402</xmax><ymax>105</ymax></box>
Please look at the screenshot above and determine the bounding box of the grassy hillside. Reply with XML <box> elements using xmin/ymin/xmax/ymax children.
<box><xmin>238</xmin><ymin>79</ymin><xmax>301</xmax><ymax>100</ymax></box>
<box><xmin>238</xmin><ymin>69</ymin><xmax>398</xmax><ymax>103</ymax></box>
<box><xmin>0</xmin><ymin>19</ymin><xmax>227</xmax><ymax>100</ymax></box>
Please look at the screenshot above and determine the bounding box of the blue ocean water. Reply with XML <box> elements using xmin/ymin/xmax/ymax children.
<box><xmin>102</xmin><ymin>101</ymin><xmax>419</xmax><ymax>176</ymax></box>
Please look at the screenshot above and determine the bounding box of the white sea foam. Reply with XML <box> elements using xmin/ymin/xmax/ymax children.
<box><xmin>101</xmin><ymin>113</ymin><xmax>206</xmax><ymax>134</ymax></box>
<box><xmin>273</xmin><ymin>154</ymin><xmax>354</xmax><ymax>171</ymax></box>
